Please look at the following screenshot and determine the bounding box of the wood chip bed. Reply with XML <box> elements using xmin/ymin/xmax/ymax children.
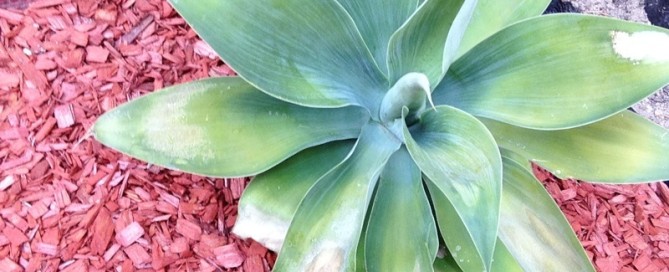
<box><xmin>0</xmin><ymin>0</ymin><xmax>668</xmax><ymax>271</ymax></box>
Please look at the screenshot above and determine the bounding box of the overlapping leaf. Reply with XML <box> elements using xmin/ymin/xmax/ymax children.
<box><xmin>93</xmin><ymin>77</ymin><xmax>368</xmax><ymax>177</ymax></box>
<box><xmin>274</xmin><ymin>122</ymin><xmax>401</xmax><ymax>271</ymax></box>
<box><xmin>456</xmin><ymin>0</ymin><xmax>551</xmax><ymax>58</ymax></box>
<box><xmin>233</xmin><ymin>141</ymin><xmax>354</xmax><ymax>252</ymax></box>
<box><xmin>337</xmin><ymin>0</ymin><xmax>419</xmax><ymax>74</ymax></box>
<box><xmin>482</xmin><ymin>112</ymin><xmax>669</xmax><ymax>183</ymax></box>
<box><xmin>497</xmin><ymin>150</ymin><xmax>595</xmax><ymax>271</ymax></box>
<box><xmin>387</xmin><ymin>0</ymin><xmax>478</xmax><ymax>86</ymax></box>
<box><xmin>403</xmin><ymin>106</ymin><xmax>501</xmax><ymax>271</ymax></box>
<box><xmin>436</xmin><ymin>14</ymin><xmax>669</xmax><ymax>129</ymax></box>
<box><xmin>168</xmin><ymin>0</ymin><xmax>388</xmax><ymax>111</ymax></box>
<box><xmin>364</xmin><ymin>148</ymin><xmax>438</xmax><ymax>271</ymax></box>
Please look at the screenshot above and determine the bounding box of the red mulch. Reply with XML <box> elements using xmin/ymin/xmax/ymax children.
<box><xmin>0</xmin><ymin>0</ymin><xmax>667</xmax><ymax>271</ymax></box>
<box><xmin>535</xmin><ymin>166</ymin><xmax>669</xmax><ymax>272</ymax></box>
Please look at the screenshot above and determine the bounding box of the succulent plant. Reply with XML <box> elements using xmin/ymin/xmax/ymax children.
<box><xmin>92</xmin><ymin>0</ymin><xmax>669</xmax><ymax>271</ymax></box>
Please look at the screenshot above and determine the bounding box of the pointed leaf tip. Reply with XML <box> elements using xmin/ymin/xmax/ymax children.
<box><xmin>93</xmin><ymin>77</ymin><xmax>368</xmax><ymax>177</ymax></box>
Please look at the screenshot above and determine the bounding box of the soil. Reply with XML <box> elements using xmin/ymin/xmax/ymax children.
<box><xmin>0</xmin><ymin>1</ymin><xmax>668</xmax><ymax>272</ymax></box>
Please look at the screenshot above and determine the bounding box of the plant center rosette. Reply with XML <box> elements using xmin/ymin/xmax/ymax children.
<box><xmin>92</xmin><ymin>1</ymin><xmax>669</xmax><ymax>271</ymax></box>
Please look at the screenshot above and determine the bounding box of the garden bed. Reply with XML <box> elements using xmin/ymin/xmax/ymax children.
<box><xmin>0</xmin><ymin>0</ymin><xmax>668</xmax><ymax>271</ymax></box>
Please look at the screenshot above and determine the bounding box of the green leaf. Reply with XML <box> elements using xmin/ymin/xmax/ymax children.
<box><xmin>490</xmin><ymin>239</ymin><xmax>523</xmax><ymax>272</ymax></box>
<box><xmin>337</xmin><ymin>0</ymin><xmax>419</xmax><ymax>74</ymax></box>
<box><xmin>498</xmin><ymin>149</ymin><xmax>595</xmax><ymax>271</ymax></box>
<box><xmin>168</xmin><ymin>0</ymin><xmax>388</xmax><ymax>111</ymax></box>
<box><xmin>274</xmin><ymin>122</ymin><xmax>401</xmax><ymax>271</ymax></box>
<box><xmin>483</xmin><ymin>112</ymin><xmax>669</xmax><ymax>183</ymax></box>
<box><xmin>403</xmin><ymin>106</ymin><xmax>502</xmax><ymax>271</ymax></box>
<box><xmin>233</xmin><ymin>141</ymin><xmax>354</xmax><ymax>252</ymax></box>
<box><xmin>433</xmin><ymin>254</ymin><xmax>463</xmax><ymax>272</ymax></box>
<box><xmin>387</xmin><ymin>0</ymin><xmax>478</xmax><ymax>87</ymax></box>
<box><xmin>364</xmin><ymin>147</ymin><xmax>438</xmax><ymax>272</ymax></box>
<box><xmin>425</xmin><ymin>180</ymin><xmax>486</xmax><ymax>271</ymax></box>
<box><xmin>93</xmin><ymin>77</ymin><xmax>368</xmax><ymax>177</ymax></box>
<box><xmin>435</xmin><ymin>14</ymin><xmax>669</xmax><ymax>129</ymax></box>
<box><xmin>456</xmin><ymin>0</ymin><xmax>551</xmax><ymax>58</ymax></box>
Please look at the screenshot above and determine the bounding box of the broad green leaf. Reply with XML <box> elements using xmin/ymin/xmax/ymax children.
<box><xmin>337</xmin><ymin>0</ymin><xmax>419</xmax><ymax>74</ymax></box>
<box><xmin>93</xmin><ymin>77</ymin><xmax>368</xmax><ymax>177</ymax></box>
<box><xmin>425</xmin><ymin>180</ymin><xmax>486</xmax><ymax>272</ymax></box>
<box><xmin>233</xmin><ymin>141</ymin><xmax>354</xmax><ymax>252</ymax></box>
<box><xmin>274</xmin><ymin>122</ymin><xmax>401</xmax><ymax>271</ymax></box>
<box><xmin>403</xmin><ymin>106</ymin><xmax>502</xmax><ymax>271</ymax></box>
<box><xmin>483</xmin><ymin>112</ymin><xmax>669</xmax><ymax>183</ymax></box>
<box><xmin>498</xmin><ymin>150</ymin><xmax>595</xmax><ymax>272</ymax></box>
<box><xmin>490</xmin><ymin>239</ymin><xmax>523</xmax><ymax>272</ymax></box>
<box><xmin>456</xmin><ymin>0</ymin><xmax>551</xmax><ymax>58</ymax></box>
<box><xmin>434</xmin><ymin>238</ymin><xmax>523</xmax><ymax>272</ymax></box>
<box><xmin>435</xmin><ymin>14</ymin><xmax>669</xmax><ymax>129</ymax></box>
<box><xmin>387</xmin><ymin>0</ymin><xmax>478</xmax><ymax>87</ymax></box>
<box><xmin>364</xmin><ymin>148</ymin><xmax>438</xmax><ymax>272</ymax></box>
<box><xmin>435</xmin><ymin>236</ymin><xmax>524</xmax><ymax>272</ymax></box>
<box><xmin>168</xmin><ymin>0</ymin><xmax>388</xmax><ymax>111</ymax></box>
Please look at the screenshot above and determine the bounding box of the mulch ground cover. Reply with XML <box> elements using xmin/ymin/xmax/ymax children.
<box><xmin>0</xmin><ymin>0</ymin><xmax>668</xmax><ymax>271</ymax></box>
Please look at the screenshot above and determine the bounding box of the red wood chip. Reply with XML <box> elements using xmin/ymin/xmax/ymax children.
<box><xmin>2</xmin><ymin>225</ymin><xmax>28</xmax><ymax>247</ymax></box>
<box><xmin>0</xmin><ymin>258</ymin><xmax>22</xmax><ymax>272</ymax></box>
<box><xmin>34</xmin><ymin>242</ymin><xmax>59</xmax><ymax>256</ymax></box>
<box><xmin>0</xmin><ymin>175</ymin><xmax>15</xmax><ymax>191</ymax></box>
<box><xmin>53</xmin><ymin>104</ymin><xmax>75</xmax><ymax>128</ymax></box>
<box><xmin>85</xmin><ymin>46</ymin><xmax>110</xmax><ymax>63</ymax></box>
<box><xmin>60</xmin><ymin>259</ymin><xmax>88</xmax><ymax>272</ymax></box>
<box><xmin>28</xmin><ymin>200</ymin><xmax>49</xmax><ymax>218</ymax></box>
<box><xmin>91</xmin><ymin>207</ymin><xmax>114</xmax><ymax>255</ymax></box>
<box><xmin>243</xmin><ymin>255</ymin><xmax>266</xmax><ymax>272</ymax></box>
<box><xmin>115</xmin><ymin>221</ymin><xmax>145</xmax><ymax>247</ymax></box>
<box><xmin>169</xmin><ymin>237</ymin><xmax>188</xmax><ymax>254</ymax></box>
<box><xmin>61</xmin><ymin>48</ymin><xmax>84</xmax><ymax>69</ymax></box>
<box><xmin>0</xmin><ymin>9</ymin><xmax>23</xmax><ymax>24</ymax></box>
<box><xmin>213</xmin><ymin>244</ymin><xmax>245</xmax><ymax>268</ymax></box>
<box><xmin>69</xmin><ymin>30</ymin><xmax>89</xmax><ymax>47</ymax></box>
<box><xmin>124</xmin><ymin>243</ymin><xmax>151</xmax><ymax>269</ymax></box>
<box><xmin>0</xmin><ymin>69</ymin><xmax>20</xmax><ymax>88</ymax></box>
<box><xmin>176</xmin><ymin>218</ymin><xmax>202</xmax><ymax>241</ymax></box>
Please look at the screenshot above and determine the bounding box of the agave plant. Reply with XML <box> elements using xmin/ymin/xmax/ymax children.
<box><xmin>92</xmin><ymin>0</ymin><xmax>669</xmax><ymax>271</ymax></box>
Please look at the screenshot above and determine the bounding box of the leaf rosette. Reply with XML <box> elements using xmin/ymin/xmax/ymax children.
<box><xmin>93</xmin><ymin>1</ymin><xmax>669</xmax><ymax>271</ymax></box>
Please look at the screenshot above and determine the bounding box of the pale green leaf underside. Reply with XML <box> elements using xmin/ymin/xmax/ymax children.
<box><xmin>483</xmin><ymin>112</ymin><xmax>669</xmax><ymax>183</ymax></box>
<box><xmin>387</xmin><ymin>0</ymin><xmax>476</xmax><ymax>87</ymax></box>
<box><xmin>168</xmin><ymin>0</ymin><xmax>387</xmax><ymax>111</ymax></box>
<box><xmin>436</xmin><ymin>14</ymin><xmax>669</xmax><ymax>129</ymax></box>
<box><xmin>233</xmin><ymin>141</ymin><xmax>354</xmax><ymax>252</ymax></box>
<box><xmin>403</xmin><ymin>106</ymin><xmax>502</xmax><ymax>271</ymax></box>
<box><xmin>336</xmin><ymin>0</ymin><xmax>418</xmax><ymax>75</ymax></box>
<box><xmin>498</xmin><ymin>150</ymin><xmax>595</xmax><ymax>272</ymax></box>
<box><xmin>274</xmin><ymin>122</ymin><xmax>401</xmax><ymax>271</ymax></box>
<box><xmin>456</xmin><ymin>0</ymin><xmax>551</xmax><ymax>58</ymax></box>
<box><xmin>364</xmin><ymin>148</ymin><xmax>438</xmax><ymax>272</ymax></box>
<box><xmin>93</xmin><ymin>77</ymin><xmax>368</xmax><ymax>178</ymax></box>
